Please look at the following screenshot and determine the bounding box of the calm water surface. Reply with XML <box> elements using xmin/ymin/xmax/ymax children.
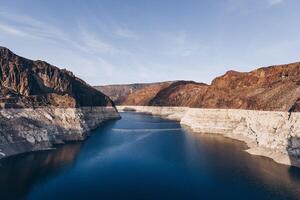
<box><xmin>1</xmin><ymin>112</ymin><xmax>300</xmax><ymax>200</ymax></box>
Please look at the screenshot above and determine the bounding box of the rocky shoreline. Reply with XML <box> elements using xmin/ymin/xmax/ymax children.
<box><xmin>0</xmin><ymin>47</ymin><xmax>122</xmax><ymax>159</ymax></box>
<box><xmin>117</xmin><ymin>106</ymin><xmax>300</xmax><ymax>167</ymax></box>
<box><xmin>0</xmin><ymin>106</ymin><xmax>120</xmax><ymax>159</ymax></box>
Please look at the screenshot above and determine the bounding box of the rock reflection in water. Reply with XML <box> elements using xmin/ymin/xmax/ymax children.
<box><xmin>191</xmin><ymin>133</ymin><xmax>300</xmax><ymax>199</ymax></box>
<box><xmin>0</xmin><ymin>142</ymin><xmax>82</xmax><ymax>200</ymax></box>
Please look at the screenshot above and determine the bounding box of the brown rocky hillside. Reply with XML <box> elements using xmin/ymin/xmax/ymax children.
<box><xmin>0</xmin><ymin>47</ymin><xmax>114</xmax><ymax>108</ymax></box>
<box><xmin>198</xmin><ymin>63</ymin><xmax>300</xmax><ymax>111</ymax></box>
<box><xmin>149</xmin><ymin>81</ymin><xmax>208</xmax><ymax>107</ymax></box>
<box><xmin>98</xmin><ymin>62</ymin><xmax>300</xmax><ymax>112</ymax></box>
<box><xmin>120</xmin><ymin>82</ymin><xmax>173</xmax><ymax>105</ymax></box>
<box><xmin>95</xmin><ymin>82</ymin><xmax>171</xmax><ymax>104</ymax></box>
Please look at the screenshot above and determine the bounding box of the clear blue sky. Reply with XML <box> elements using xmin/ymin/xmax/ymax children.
<box><xmin>0</xmin><ymin>0</ymin><xmax>299</xmax><ymax>85</ymax></box>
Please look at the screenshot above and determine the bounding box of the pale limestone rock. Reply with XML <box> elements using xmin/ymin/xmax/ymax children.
<box><xmin>0</xmin><ymin>106</ymin><xmax>120</xmax><ymax>159</ymax></box>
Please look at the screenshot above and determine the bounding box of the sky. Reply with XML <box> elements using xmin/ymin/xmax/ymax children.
<box><xmin>0</xmin><ymin>0</ymin><xmax>299</xmax><ymax>85</ymax></box>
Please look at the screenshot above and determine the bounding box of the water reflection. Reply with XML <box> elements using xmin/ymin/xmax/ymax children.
<box><xmin>191</xmin><ymin>133</ymin><xmax>300</xmax><ymax>199</ymax></box>
<box><xmin>0</xmin><ymin>142</ymin><xmax>82</xmax><ymax>200</ymax></box>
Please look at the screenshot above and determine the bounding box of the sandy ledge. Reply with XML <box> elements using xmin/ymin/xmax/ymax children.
<box><xmin>117</xmin><ymin>105</ymin><xmax>300</xmax><ymax>168</ymax></box>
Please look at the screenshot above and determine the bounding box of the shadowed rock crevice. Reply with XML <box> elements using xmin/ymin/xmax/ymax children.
<box><xmin>287</xmin><ymin>136</ymin><xmax>300</xmax><ymax>167</ymax></box>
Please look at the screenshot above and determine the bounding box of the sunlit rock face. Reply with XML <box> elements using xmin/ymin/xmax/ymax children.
<box><xmin>100</xmin><ymin>62</ymin><xmax>300</xmax><ymax>111</ymax></box>
<box><xmin>0</xmin><ymin>46</ymin><xmax>114</xmax><ymax>108</ymax></box>
<box><xmin>95</xmin><ymin>82</ymin><xmax>172</xmax><ymax>105</ymax></box>
<box><xmin>0</xmin><ymin>47</ymin><xmax>120</xmax><ymax>159</ymax></box>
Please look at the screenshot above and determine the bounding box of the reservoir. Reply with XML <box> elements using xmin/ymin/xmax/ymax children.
<box><xmin>1</xmin><ymin>112</ymin><xmax>300</xmax><ymax>200</ymax></box>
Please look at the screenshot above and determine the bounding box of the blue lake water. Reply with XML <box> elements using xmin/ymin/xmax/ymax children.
<box><xmin>1</xmin><ymin>112</ymin><xmax>300</xmax><ymax>200</ymax></box>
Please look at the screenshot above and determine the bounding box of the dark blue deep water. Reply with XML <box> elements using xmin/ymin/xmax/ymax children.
<box><xmin>1</xmin><ymin>112</ymin><xmax>300</xmax><ymax>200</ymax></box>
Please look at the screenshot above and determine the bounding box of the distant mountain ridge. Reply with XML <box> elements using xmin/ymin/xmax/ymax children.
<box><xmin>97</xmin><ymin>62</ymin><xmax>300</xmax><ymax>112</ymax></box>
<box><xmin>95</xmin><ymin>81</ymin><xmax>174</xmax><ymax>105</ymax></box>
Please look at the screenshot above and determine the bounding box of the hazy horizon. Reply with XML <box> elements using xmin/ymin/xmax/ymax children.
<box><xmin>1</xmin><ymin>0</ymin><xmax>299</xmax><ymax>85</ymax></box>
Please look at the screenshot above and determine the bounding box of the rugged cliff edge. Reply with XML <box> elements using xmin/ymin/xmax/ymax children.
<box><xmin>118</xmin><ymin>106</ymin><xmax>300</xmax><ymax>167</ymax></box>
<box><xmin>0</xmin><ymin>47</ymin><xmax>120</xmax><ymax>159</ymax></box>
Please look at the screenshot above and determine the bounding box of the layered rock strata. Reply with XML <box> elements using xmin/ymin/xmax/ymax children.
<box><xmin>118</xmin><ymin>106</ymin><xmax>300</xmax><ymax>167</ymax></box>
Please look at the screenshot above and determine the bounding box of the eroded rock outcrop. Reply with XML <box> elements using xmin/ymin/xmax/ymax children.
<box><xmin>0</xmin><ymin>47</ymin><xmax>120</xmax><ymax>159</ymax></box>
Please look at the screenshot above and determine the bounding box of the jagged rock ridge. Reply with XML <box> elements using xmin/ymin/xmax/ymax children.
<box><xmin>0</xmin><ymin>47</ymin><xmax>114</xmax><ymax>108</ymax></box>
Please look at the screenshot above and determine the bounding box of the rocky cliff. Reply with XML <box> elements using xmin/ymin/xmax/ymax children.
<box><xmin>0</xmin><ymin>47</ymin><xmax>114</xmax><ymax>108</ymax></box>
<box><xmin>99</xmin><ymin>62</ymin><xmax>300</xmax><ymax>112</ymax></box>
<box><xmin>0</xmin><ymin>47</ymin><xmax>120</xmax><ymax>159</ymax></box>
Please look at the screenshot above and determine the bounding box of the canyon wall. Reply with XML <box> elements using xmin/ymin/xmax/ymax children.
<box><xmin>0</xmin><ymin>106</ymin><xmax>120</xmax><ymax>159</ymax></box>
<box><xmin>118</xmin><ymin>106</ymin><xmax>300</xmax><ymax>167</ymax></box>
<box><xmin>0</xmin><ymin>47</ymin><xmax>121</xmax><ymax>159</ymax></box>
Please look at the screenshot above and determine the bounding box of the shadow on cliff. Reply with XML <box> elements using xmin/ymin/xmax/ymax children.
<box><xmin>122</xmin><ymin>107</ymin><xmax>137</xmax><ymax>112</ymax></box>
<box><xmin>287</xmin><ymin>136</ymin><xmax>300</xmax><ymax>182</ymax></box>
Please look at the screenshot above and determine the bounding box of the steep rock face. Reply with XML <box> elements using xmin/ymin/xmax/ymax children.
<box><xmin>0</xmin><ymin>47</ymin><xmax>120</xmax><ymax>159</ymax></box>
<box><xmin>0</xmin><ymin>47</ymin><xmax>114</xmax><ymax>108</ymax></box>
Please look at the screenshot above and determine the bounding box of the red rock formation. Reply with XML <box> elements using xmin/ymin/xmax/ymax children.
<box><xmin>0</xmin><ymin>47</ymin><xmax>114</xmax><ymax>108</ymax></box>
<box><xmin>121</xmin><ymin>82</ymin><xmax>172</xmax><ymax>105</ymax></box>
<box><xmin>149</xmin><ymin>81</ymin><xmax>208</xmax><ymax>107</ymax></box>
<box><xmin>95</xmin><ymin>83</ymin><xmax>160</xmax><ymax>104</ymax></box>
<box><xmin>99</xmin><ymin>62</ymin><xmax>300</xmax><ymax>111</ymax></box>
<box><xmin>200</xmin><ymin>63</ymin><xmax>300</xmax><ymax>111</ymax></box>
